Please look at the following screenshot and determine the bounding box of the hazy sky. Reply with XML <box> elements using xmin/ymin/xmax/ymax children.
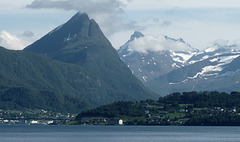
<box><xmin>1</xmin><ymin>0</ymin><xmax>240</xmax><ymax>50</ymax></box>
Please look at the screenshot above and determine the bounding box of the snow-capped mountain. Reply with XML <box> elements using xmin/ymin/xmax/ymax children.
<box><xmin>118</xmin><ymin>32</ymin><xmax>240</xmax><ymax>95</ymax></box>
<box><xmin>146</xmin><ymin>42</ymin><xmax>240</xmax><ymax>95</ymax></box>
<box><xmin>117</xmin><ymin>31</ymin><xmax>198</xmax><ymax>83</ymax></box>
<box><xmin>182</xmin><ymin>43</ymin><xmax>240</xmax><ymax>81</ymax></box>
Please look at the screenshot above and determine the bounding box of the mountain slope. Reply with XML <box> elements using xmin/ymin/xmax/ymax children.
<box><xmin>118</xmin><ymin>31</ymin><xmax>197</xmax><ymax>83</ymax></box>
<box><xmin>118</xmin><ymin>32</ymin><xmax>240</xmax><ymax>95</ymax></box>
<box><xmin>146</xmin><ymin>43</ymin><xmax>240</xmax><ymax>95</ymax></box>
<box><xmin>24</xmin><ymin>12</ymin><xmax>157</xmax><ymax>101</ymax></box>
<box><xmin>0</xmin><ymin>46</ymin><xmax>104</xmax><ymax>112</ymax></box>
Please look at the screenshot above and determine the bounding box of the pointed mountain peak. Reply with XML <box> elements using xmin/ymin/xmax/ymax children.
<box><xmin>65</xmin><ymin>12</ymin><xmax>91</xmax><ymax>27</ymax></box>
<box><xmin>118</xmin><ymin>31</ymin><xmax>144</xmax><ymax>55</ymax></box>
<box><xmin>24</xmin><ymin>12</ymin><xmax>107</xmax><ymax>54</ymax></box>
<box><xmin>178</xmin><ymin>38</ymin><xmax>185</xmax><ymax>43</ymax></box>
<box><xmin>130</xmin><ymin>31</ymin><xmax>144</xmax><ymax>41</ymax></box>
<box><xmin>71</xmin><ymin>12</ymin><xmax>90</xmax><ymax>21</ymax></box>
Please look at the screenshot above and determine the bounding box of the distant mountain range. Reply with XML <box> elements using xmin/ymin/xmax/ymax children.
<box><xmin>118</xmin><ymin>31</ymin><xmax>198</xmax><ymax>83</ymax></box>
<box><xmin>0</xmin><ymin>13</ymin><xmax>157</xmax><ymax>113</ymax></box>
<box><xmin>118</xmin><ymin>32</ymin><xmax>240</xmax><ymax>95</ymax></box>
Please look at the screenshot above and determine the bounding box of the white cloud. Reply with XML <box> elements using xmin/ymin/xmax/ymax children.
<box><xmin>2</xmin><ymin>0</ymin><xmax>239</xmax><ymax>50</ymax></box>
<box><xmin>26</xmin><ymin>0</ymin><xmax>137</xmax><ymax>36</ymax></box>
<box><xmin>0</xmin><ymin>31</ymin><xmax>30</xmax><ymax>50</ymax></box>
<box><xmin>22</xmin><ymin>30</ymin><xmax>34</xmax><ymax>38</ymax></box>
<box><xmin>211</xmin><ymin>39</ymin><xmax>240</xmax><ymax>48</ymax></box>
<box><xmin>26</xmin><ymin>0</ymin><xmax>124</xmax><ymax>14</ymax></box>
<box><xmin>125</xmin><ymin>0</ymin><xmax>240</xmax><ymax>10</ymax></box>
<box><xmin>128</xmin><ymin>35</ymin><xmax>192</xmax><ymax>54</ymax></box>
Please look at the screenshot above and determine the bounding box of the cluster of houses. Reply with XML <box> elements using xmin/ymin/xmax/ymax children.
<box><xmin>80</xmin><ymin>117</ymin><xmax>124</xmax><ymax>125</ymax></box>
<box><xmin>0</xmin><ymin>119</ymin><xmax>55</xmax><ymax>125</ymax></box>
<box><xmin>141</xmin><ymin>103</ymin><xmax>240</xmax><ymax>125</ymax></box>
<box><xmin>0</xmin><ymin>109</ymin><xmax>76</xmax><ymax>125</ymax></box>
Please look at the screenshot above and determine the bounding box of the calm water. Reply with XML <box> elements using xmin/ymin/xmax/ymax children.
<box><xmin>0</xmin><ymin>125</ymin><xmax>240</xmax><ymax>142</ymax></box>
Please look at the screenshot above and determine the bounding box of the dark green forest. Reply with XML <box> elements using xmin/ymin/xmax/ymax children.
<box><xmin>0</xmin><ymin>46</ymin><xmax>156</xmax><ymax>113</ymax></box>
<box><xmin>76</xmin><ymin>91</ymin><xmax>240</xmax><ymax>126</ymax></box>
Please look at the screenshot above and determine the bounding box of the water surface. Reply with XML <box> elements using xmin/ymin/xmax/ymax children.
<box><xmin>0</xmin><ymin>125</ymin><xmax>240</xmax><ymax>142</ymax></box>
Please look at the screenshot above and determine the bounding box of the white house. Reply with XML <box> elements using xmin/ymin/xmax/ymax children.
<box><xmin>109</xmin><ymin>119</ymin><xmax>123</xmax><ymax>125</ymax></box>
<box><xmin>30</xmin><ymin>120</ymin><xmax>39</xmax><ymax>124</ymax></box>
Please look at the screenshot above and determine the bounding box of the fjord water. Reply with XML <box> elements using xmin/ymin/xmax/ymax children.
<box><xmin>0</xmin><ymin>125</ymin><xmax>240</xmax><ymax>142</ymax></box>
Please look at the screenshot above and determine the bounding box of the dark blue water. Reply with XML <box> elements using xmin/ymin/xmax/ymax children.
<box><xmin>0</xmin><ymin>125</ymin><xmax>240</xmax><ymax>142</ymax></box>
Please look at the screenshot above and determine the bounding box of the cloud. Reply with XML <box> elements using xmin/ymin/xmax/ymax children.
<box><xmin>26</xmin><ymin>0</ymin><xmax>125</xmax><ymax>14</ymax></box>
<box><xmin>22</xmin><ymin>30</ymin><xmax>34</xmax><ymax>38</ymax></box>
<box><xmin>0</xmin><ymin>31</ymin><xmax>29</xmax><ymax>50</ymax></box>
<box><xmin>211</xmin><ymin>39</ymin><xmax>240</xmax><ymax>48</ymax></box>
<box><xmin>152</xmin><ymin>18</ymin><xmax>172</xmax><ymax>26</ymax></box>
<box><xmin>162</xmin><ymin>20</ymin><xmax>172</xmax><ymax>26</ymax></box>
<box><xmin>126</xmin><ymin>0</ymin><xmax>240</xmax><ymax>10</ymax></box>
<box><xmin>26</xmin><ymin>0</ymin><xmax>137</xmax><ymax>36</ymax></box>
<box><xmin>129</xmin><ymin>35</ymin><xmax>192</xmax><ymax>54</ymax></box>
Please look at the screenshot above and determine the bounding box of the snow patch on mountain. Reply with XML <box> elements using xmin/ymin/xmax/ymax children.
<box><xmin>188</xmin><ymin>41</ymin><xmax>240</xmax><ymax>65</ymax></box>
<box><xmin>205</xmin><ymin>39</ymin><xmax>240</xmax><ymax>53</ymax></box>
<box><xmin>64</xmin><ymin>33</ymin><xmax>77</xmax><ymax>42</ymax></box>
<box><xmin>172</xmin><ymin>63</ymin><xmax>180</xmax><ymax>68</ymax></box>
<box><xmin>188</xmin><ymin>65</ymin><xmax>222</xmax><ymax>79</ymax></box>
<box><xmin>187</xmin><ymin>54</ymin><xmax>240</xmax><ymax>81</ymax></box>
<box><xmin>210</xmin><ymin>58</ymin><xmax>219</xmax><ymax>62</ymax></box>
<box><xmin>142</xmin><ymin>76</ymin><xmax>148</xmax><ymax>82</ymax></box>
<box><xmin>205</xmin><ymin>46</ymin><xmax>217</xmax><ymax>53</ymax></box>
<box><xmin>218</xmin><ymin>55</ymin><xmax>240</xmax><ymax>64</ymax></box>
<box><xmin>170</xmin><ymin>50</ymin><xmax>197</xmax><ymax>64</ymax></box>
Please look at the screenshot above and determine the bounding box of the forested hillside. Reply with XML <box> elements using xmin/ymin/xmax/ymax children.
<box><xmin>76</xmin><ymin>91</ymin><xmax>240</xmax><ymax>126</ymax></box>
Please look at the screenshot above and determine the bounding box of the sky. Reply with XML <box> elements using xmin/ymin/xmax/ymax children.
<box><xmin>1</xmin><ymin>0</ymin><xmax>240</xmax><ymax>50</ymax></box>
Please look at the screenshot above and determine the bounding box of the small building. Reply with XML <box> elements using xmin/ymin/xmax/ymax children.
<box><xmin>179</xmin><ymin>109</ymin><xmax>186</xmax><ymax>113</ymax></box>
<box><xmin>30</xmin><ymin>120</ymin><xmax>39</xmax><ymax>124</ymax></box>
<box><xmin>47</xmin><ymin>120</ymin><xmax>54</xmax><ymax>125</ymax></box>
<box><xmin>109</xmin><ymin>119</ymin><xmax>123</xmax><ymax>125</ymax></box>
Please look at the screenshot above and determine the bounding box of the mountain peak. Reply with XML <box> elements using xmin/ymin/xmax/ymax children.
<box><xmin>25</xmin><ymin>12</ymin><xmax>107</xmax><ymax>54</ymax></box>
<box><xmin>24</xmin><ymin>12</ymin><xmax>157</xmax><ymax>103</ymax></box>
<box><xmin>164</xmin><ymin>36</ymin><xmax>185</xmax><ymax>43</ymax></box>
<box><xmin>130</xmin><ymin>31</ymin><xmax>144</xmax><ymax>41</ymax></box>
<box><xmin>70</xmin><ymin>12</ymin><xmax>90</xmax><ymax>22</ymax></box>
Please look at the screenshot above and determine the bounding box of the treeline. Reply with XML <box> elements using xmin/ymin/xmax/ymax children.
<box><xmin>76</xmin><ymin>101</ymin><xmax>145</xmax><ymax>119</ymax></box>
<box><xmin>76</xmin><ymin>91</ymin><xmax>240</xmax><ymax>126</ymax></box>
<box><xmin>159</xmin><ymin>91</ymin><xmax>240</xmax><ymax>108</ymax></box>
